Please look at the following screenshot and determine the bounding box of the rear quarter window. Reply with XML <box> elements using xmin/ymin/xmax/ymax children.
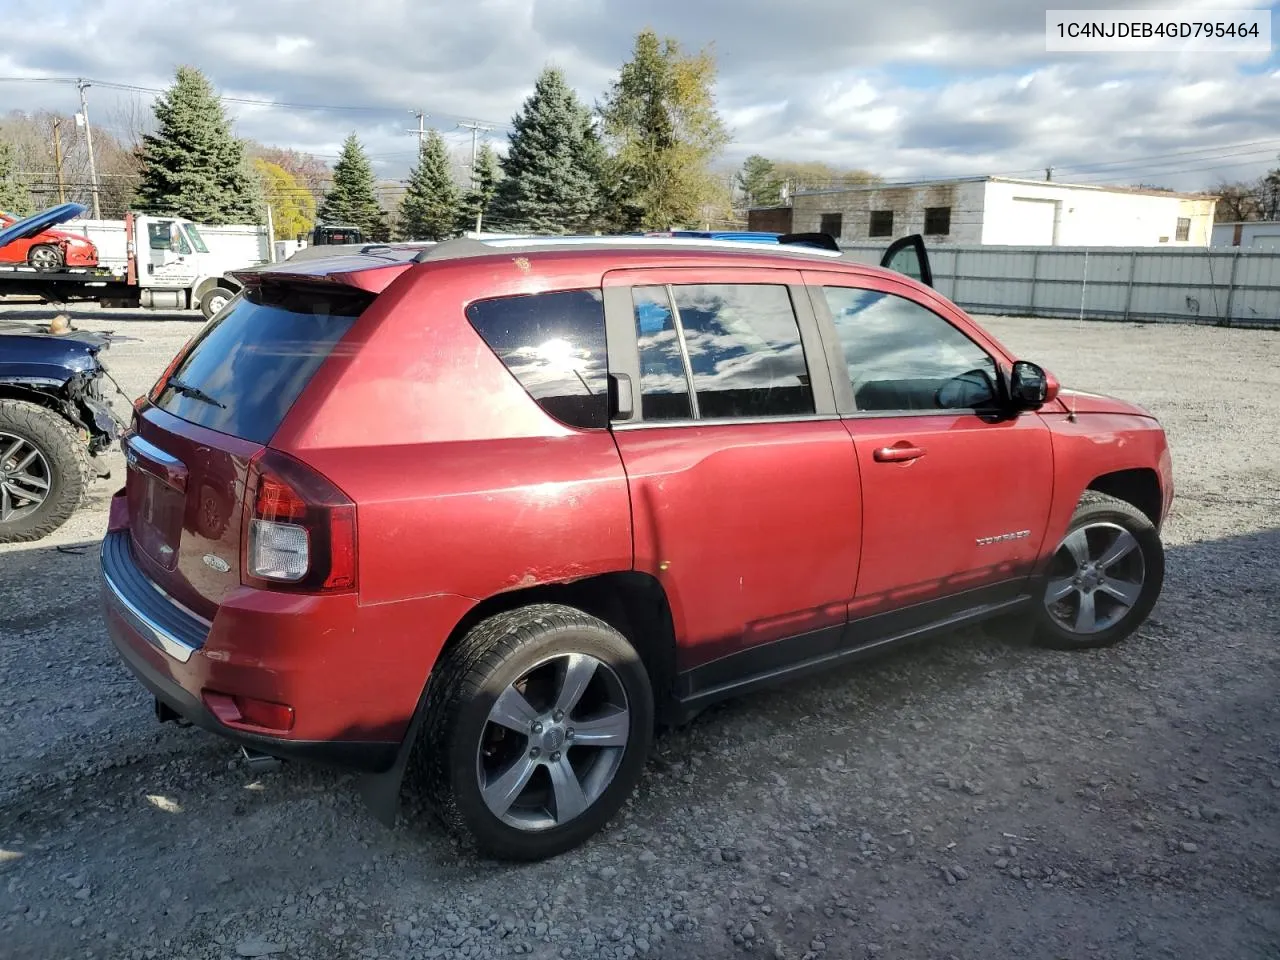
<box><xmin>465</xmin><ymin>289</ymin><xmax>609</xmax><ymax>429</ymax></box>
<box><xmin>152</xmin><ymin>283</ymin><xmax>372</xmax><ymax>444</ymax></box>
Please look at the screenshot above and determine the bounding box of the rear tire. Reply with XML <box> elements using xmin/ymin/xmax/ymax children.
<box><xmin>1031</xmin><ymin>491</ymin><xmax>1164</xmax><ymax>650</ymax></box>
<box><xmin>416</xmin><ymin>603</ymin><xmax>653</xmax><ymax>861</ymax></box>
<box><xmin>0</xmin><ymin>399</ymin><xmax>91</xmax><ymax>543</ymax></box>
<box><xmin>28</xmin><ymin>244</ymin><xmax>64</xmax><ymax>272</ymax></box>
<box><xmin>200</xmin><ymin>286</ymin><xmax>236</xmax><ymax>320</ymax></box>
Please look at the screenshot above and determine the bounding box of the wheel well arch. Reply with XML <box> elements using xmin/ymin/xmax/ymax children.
<box><xmin>0</xmin><ymin>382</ymin><xmax>65</xmax><ymax>410</ymax></box>
<box><xmin>1086</xmin><ymin>468</ymin><xmax>1163</xmax><ymax>526</ymax></box>
<box><xmin>192</xmin><ymin>276</ymin><xmax>239</xmax><ymax>306</ymax></box>
<box><xmin>441</xmin><ymin>571</ymin><xmax>680</xmax><ymax>709</ymax></box>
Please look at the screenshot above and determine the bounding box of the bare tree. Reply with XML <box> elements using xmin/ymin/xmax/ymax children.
<box><xmin>1213</xmin><ymin>179</ymin><xmax>1262</xmax><ymax>222</ymax></box>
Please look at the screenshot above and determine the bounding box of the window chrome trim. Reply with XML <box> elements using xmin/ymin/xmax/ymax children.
<box><xmin>840</xmin><ymin>407</ymin><xmax>1015</xmax><ymax>420</ymax></box>
<box><xmin>612</xmin><ymin>413</ymin><xmax>842</xmax><ymax>431</ymax></box>
<box><xmin>101</xmin><ymin>546</ymin><xmax>198</xmax><ymax>664</ymax></box>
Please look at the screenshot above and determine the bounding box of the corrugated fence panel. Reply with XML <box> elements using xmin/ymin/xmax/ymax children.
<box><xmin>1231</xmin><ymin>254</ymin><xmax>1280</xmax><ymax>326</ymax></box>
<box><xmin>838</xmin><ymin>242</ymin><xmax>1279</xmax><ymax>328</ymax></box>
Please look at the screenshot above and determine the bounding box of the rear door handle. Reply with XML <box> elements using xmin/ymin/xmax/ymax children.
<box><xmin>873</xmin><ymin>444</ymin><xmax>926</xmax><ymax>463</ymax></box>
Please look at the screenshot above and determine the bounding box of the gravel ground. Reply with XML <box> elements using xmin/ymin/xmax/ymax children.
<box><xmin>1</xmin><ymin>304</ymin><xmax>1278</xmax><ymax>960</ymax></box>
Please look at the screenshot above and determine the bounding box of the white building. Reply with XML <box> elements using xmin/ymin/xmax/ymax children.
<box><xmin>1211</xmin><ymin>221</ymin><xmax>1280</xmax><ymax>250</ymax></box>
<box><xmin>780</xmin><ymin>176</ymin><xmax>1218</xmax><ymax>247</ymax></box>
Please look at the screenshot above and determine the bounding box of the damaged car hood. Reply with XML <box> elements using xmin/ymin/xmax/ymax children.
<box><xmin>0</xmin><ymin>326</ymin><xmax>111</xmax><ymax>385</ymax></box>
<box><xmin>0</xmin><ymin>202</ymin><xmax>88</xmax><ymax>251</ymax></box>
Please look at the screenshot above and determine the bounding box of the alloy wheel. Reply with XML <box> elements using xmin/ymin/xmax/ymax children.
<box><xmin>29</xmin><ymin>247</ymin><xmax>61</xmax><ymax>271</ymax></box>
<box><xmin>1043</xmin><ymin>521</ymin><xmax>1146</xmax><ymax>635</ymax></box>
<box><xmin>476</xmin><ymin>652</ymin><xmax>630</xmax><ymax>831</ymax></box>
<box><xmin>0</xmin><ymin>432</ymin><xmax>52</xmax><ymax>523</ymax></box>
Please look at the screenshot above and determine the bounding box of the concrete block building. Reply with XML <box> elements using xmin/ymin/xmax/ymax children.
<box><xmin>750</xmin><ymin>176</ymin><xmax>1218</xmax><ymax>247</ymax></box>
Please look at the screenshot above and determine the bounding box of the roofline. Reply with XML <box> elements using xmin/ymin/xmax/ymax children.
<box><xmin>792</xmin><ymin>177</ymin><xmax>990</xmax><ymax>198</ymax></box>
<box><xmin>1212</xmin><ymin>219</ymin><xmax>1280</xmax><ymax>226</ymax></box>
<box><xmin>789</xmin><ymin>175</ymin><xmax>1217</xmax><ymax>201</ymax></box>
<box><xmin>989</xmin><ymin>176</ymin><xmax>1217</xmax><ymax>199</ymax></box>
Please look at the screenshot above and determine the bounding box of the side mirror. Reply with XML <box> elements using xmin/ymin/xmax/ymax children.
<box><xmin>1009</xmin><ymin>360</ymin><xmax>1059</xmax><ymax>408</ymax></box>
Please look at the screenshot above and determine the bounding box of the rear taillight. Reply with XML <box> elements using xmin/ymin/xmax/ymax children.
<box><xmin>241</xmin><ymin>450</ymin><xmax>357</xmax><ymax>593</ymax></box>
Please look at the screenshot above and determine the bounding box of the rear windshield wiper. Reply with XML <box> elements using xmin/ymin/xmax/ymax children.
<box><xmin>166</xmin><ymin>378</ymin><xmax>225</xmax><ymax>409</ymax></box>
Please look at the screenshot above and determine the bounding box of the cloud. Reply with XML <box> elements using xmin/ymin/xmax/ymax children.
<box><xmin>0</xmin><ymin>0</ymin><xmax>1276</xmax><ymax>191</ymax></box>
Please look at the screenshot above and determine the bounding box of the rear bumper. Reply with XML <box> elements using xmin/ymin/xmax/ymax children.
<box><xmin>100</xmin><ymin>530</ymin><xmax>399</xmax><ymax>772</ymax></box>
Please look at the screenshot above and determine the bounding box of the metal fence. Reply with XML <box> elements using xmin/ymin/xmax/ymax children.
<box><xmin>839</xmin><ymin>242</ymin><xmax>1280</xmax><ymax>329</ymax></box>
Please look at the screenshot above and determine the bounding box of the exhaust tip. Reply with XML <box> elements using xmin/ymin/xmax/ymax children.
<box><xmin>154</xmin><ymin>697</ymin><xmax>191</xmax><ymax>727</ymax></box>
<box><xmin>239</xmin><ymin>746</ymin><xmax>284</xmax><ymax>774</ymax></box>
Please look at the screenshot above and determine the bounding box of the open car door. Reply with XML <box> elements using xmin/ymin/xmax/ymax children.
<box><xmin>880</xmin><ymin>234</ymin><xmax>933</xmax><ymax>288</ymax></box>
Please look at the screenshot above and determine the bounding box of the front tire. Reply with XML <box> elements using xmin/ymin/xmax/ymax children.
<box><xmin>1031</xmin><ymin>491</ymin><xmax>1165</xmax><ymax>650</ymax></box>
<box><xmin>28</xmin><ymin>244</ymin><xmax>64</xmax><ymax>272</ymax></box>
<box><xmin>417</xmin><ymin>604</ymin><xmax>654</xmax><ymax>861</ymax></box>
<box><xmin>0</xmin><ymin>399</ymin><xmax>91</xmax><ymax>543</ymax></box>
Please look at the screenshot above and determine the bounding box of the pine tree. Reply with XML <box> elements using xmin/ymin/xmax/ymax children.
<box><xmin>317</xmin><ymin>133</ymin><xmax>385</xmax><ymax>240</ymax></box>
<box><xmin>457</xmin><ymin>142</ymin><xmax>501</xmax><ymax>233</ymax></box>
<box><xmin>599</xmin><ymin>29</ymin><xmax>730</xmax><ymax>231</ymax></box>
<box><xmin>737</xmin><ymin>155</ymin><xmax>783</xmax><ymax>208</ymax></box>
<box><xmin>0</xmin><ymin>140</ymin><xmax>32</xmax><ymax>216</ymax></box>
<box><xmin>489</xmin><ymin>67</ymin><xmax>603</xmax><ymax>234</ymax></box>
<box><xmin>135</xmin><ymin>66</ymin><xmax>261</xmax><ymax>224</ymax></box>
<box><xmin>398</xmin><ymin>129</ymin><xmax>460</xmax><ymax>241</ymax></box>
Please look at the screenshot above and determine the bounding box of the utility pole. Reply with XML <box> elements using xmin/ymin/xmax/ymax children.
<box><xmin>76</xmin><ymin>79</ymin><xmax>102</xmax><ymax>219</ymax></box>
<box><xmin>1045</xmin><ymin>166</ymin><xmax>1054</xmax><ymax>182</ymax></box>
<box><xmin>407</xmin><ymin>110</ymin><xmax>428</xmax><ymax>150</ymax></box>
<box><xmin>51</xmin><ymin>119</ymin><xmax>66</xmax><ymax>204</ymax></box>
<box><xmin>457</xmin><ymin>120</ymin><xmax>494</xmax><ymax>233</ymax></box>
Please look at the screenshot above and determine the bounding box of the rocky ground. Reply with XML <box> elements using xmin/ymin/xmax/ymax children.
<box><xmin>1</xmin><ymin>305</ymin><xmax>1277</xmax><ymax>960</ymax></box>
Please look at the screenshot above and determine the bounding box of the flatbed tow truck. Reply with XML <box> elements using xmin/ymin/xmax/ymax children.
<box><xmin>0</xmin><ymin>202</ymin><xmax>266</xmax><ymax>319</ymax></box>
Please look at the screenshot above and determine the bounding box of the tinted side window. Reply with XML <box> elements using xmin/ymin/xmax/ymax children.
<box><xmin>672</xmin><ymin>284</ymin><xmax>814</xmax><ymax>419</ymax></box>
<box><xmin>823</xmin><ymin>287</ymin><xmax>998</xmax><ymax>413</ymax></box>
<box><xmin>465</xmin><ymin>289</ymin><xmax>609</xmax><ymax>429</ymax></box>
<box><xmin>148</xmin><ymin>221</ymin><xmax>173</xmax><ymax>251</ymax></box>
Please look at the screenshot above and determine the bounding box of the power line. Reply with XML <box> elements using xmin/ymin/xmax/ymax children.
<box><xmin>0</xmin><ymin>75</ymin><xmax>514</xmax><ymax>132</ymax></box>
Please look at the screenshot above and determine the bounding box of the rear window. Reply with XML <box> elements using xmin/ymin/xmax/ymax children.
<box><xmin>465</xmin><ymin>289</ymin><xmax>608</xmax><ymax>429</ymax></box>
<box><xmin>152</xmin><ymin>283</ymin><xmax>371</xmax><ymax>444</ymax></box>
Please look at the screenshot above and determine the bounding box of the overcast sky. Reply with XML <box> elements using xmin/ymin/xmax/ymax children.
<box><xmin>1</xmin><ymin>0</ymin><xmax>1278</xmax><ymax>191</ymax></box>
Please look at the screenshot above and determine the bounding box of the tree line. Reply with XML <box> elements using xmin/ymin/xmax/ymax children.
<box><xmin>1213</xmin><ymin>168</ymin><xmax>1280</xmax><ymax>222</ymax></box>
<box><xmin>3</xmin><ymin>29</ymin><xmax>841</xmax><ymax>242</ymax></box>
<box><xmin>325</xmin><ymin>30</ymin><xmax>740</xmax><ymax>241</ymax></box>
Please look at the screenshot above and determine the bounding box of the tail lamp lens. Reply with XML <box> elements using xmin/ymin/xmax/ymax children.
<box><xmin>242</xmin><ymin>450</ymin><xmax>357</xmax><ymax>593</ymax></box>
<box><xmin>248</xmin><ymin>519</ymin><xmax>309</xmax><ymax>581</ymax></box>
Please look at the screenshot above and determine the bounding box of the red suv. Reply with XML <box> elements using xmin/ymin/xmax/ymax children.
<box><xmin>101</xmin><ymin>235</ymin><xmax>1173</xmax><ymax>861</ymax></box>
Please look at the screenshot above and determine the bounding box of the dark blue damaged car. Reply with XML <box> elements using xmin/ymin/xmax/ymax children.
<box><xmin>0</xmin><ymin>320</ymin><xmax>122</xmax><ymax>541</ymax></box>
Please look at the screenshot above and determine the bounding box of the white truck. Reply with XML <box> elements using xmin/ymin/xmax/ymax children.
<box><xmin>0</xmin><ymin>203</ymin><xmax>271</xmax><ymax>319</ymax></box>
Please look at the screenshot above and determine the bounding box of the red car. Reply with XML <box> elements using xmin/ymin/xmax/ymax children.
<box><xmin>0</xmin><ymin>208</ymin><xmax>99</xmax><ymax>271</ymax></box>
<box><xmin>101</xmin><ymin>235</ymin><xmax>1173</xmax><ymax>861</ymax></box>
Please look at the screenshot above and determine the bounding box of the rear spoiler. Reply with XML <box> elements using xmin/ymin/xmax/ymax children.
<box><xmin>229</xmin><ymin>256</ymin><xmax>415</xmax><ymax>295</ymax></box>
<box><xmin>777</xmin><ymin>232</ymin><xmax>840</xmax><ymax>251</ymax></box>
